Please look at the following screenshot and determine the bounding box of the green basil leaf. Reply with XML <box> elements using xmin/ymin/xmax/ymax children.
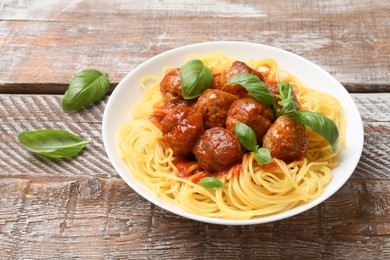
<box><xmin>180</xmin><ymin>59</ymin><xmax>213</xmax><ymax>99</ymax></box>
<box><xmin>234</xmin><ymin>122</ymin><xmax>258</xmax><ymax>152</ymax></box>
<box><xmin>225</xmin><ymin>73</ymin><xmax>275</xmax><ymax>105</ymax></box>
<box><xmin>254</xmin><ymin>147</ymin><xmax>272</xmax><ymax>165</ymax></box>
<box><xmin>276</xmin><ymin>82</ymin><xmax>298</xmax><ymax>116</ymax></box>
<box><xmin>199</xmin><ymin>177</ymin><xmax>224</xmax><ymax>189</ymax></box>
<box><xmin>62</xmin><ymin>69</ymin><xmax>110</xmax><ymax>112</ymax></box>
<box><xmin>278</xmin><ymin>82</ymin><xmax>294</xmax><ymax>100</ymax></box>
<box><xmin>290</xmin><ymin>110</ymin><xmax>339</xmax><ymax>151</ymax></box>
<box><xmin>18</xmin><ymin>130</ymin><xmax>92</xmax><ymax>158</ymax></box>
<box><xmin>278</xmin><ymin>99</ymin><xmax>298</xmax><ymax>114</ymax></box>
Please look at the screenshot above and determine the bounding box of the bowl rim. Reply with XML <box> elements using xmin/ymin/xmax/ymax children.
<box><xmin>102</xmin><ymin>41</ymin><xmax>364</xmax><ymax>225</ymax></box>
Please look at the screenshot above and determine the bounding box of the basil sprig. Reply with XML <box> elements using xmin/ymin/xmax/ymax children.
<box><xmin>180</xmin><ymin>59</ymin><xmax>213</xmax><ymax>99</ymax></box>
<box><xmin>18</xmin><ymin>130</ymin><xmax>92</xmax><ymax>159</ymax></box>
<box><xmin>226</xmin><ymin>73</ymin><xmax>339</xmax><ymax>151</ymax></box>
<box><xmin>277</xmin><ymin>82</ymin><xmax>298</xmax><ymax>116</ymax></box>
<box><xmin>234</xmin><ymin>122</ymin><xmax>272</xmax><ymax>165</ymax></box>
<box><xmin>291</xmin><ymin>110</ymin><xmax>339</xmax><ymax>151</ymax></box>
<box><xmin>199</xmin><ymin>177</ymin><xmax>224</xmax><ymax>189</ymax></box>
<box><xmin>225</xmin><ymin>73</ymin><xmax>275</xmax><ymax>105</ymax></box>
<box><xmin>62</xmin><ymin>69</ymin><xmax>110</xmax><ymax>112</ymax></box>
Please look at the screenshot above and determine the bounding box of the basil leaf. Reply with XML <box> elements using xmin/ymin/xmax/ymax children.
<box><xmin>225</xmin><ymin>73</ymin><xmax>275</xmax><ymax>105</ymax></box>
<box><xmin>278</xmin><ymin>82</ymin><xmax>294</xmax><ymax>100</ymax></box>
<box><xmin>180</xmin><ymin>59</ymin><xmax>213</xmax><ymax>99</ymax></box>
<box><xmin>18</xmin><ymin>130</ymin><xmax>92</xmax><ymax>158</ymax></box>
<box><xmin>277</xmin><ymin>82</ymin><xmax>298</xmax><ymax>116</ymax></box>
<box><xmin>199</xmin><ymin>177</ymin><xmax>224</xmax><ymax>189</ymax></box>
<box><xmin>234</xmin><ymin>122</ymin><xmax>258</xmax><ymax>152</ymax></box>
<box><xmin>278</xmin><ymin>99</ymin><xmax>298</xmax><ymax>114</ymax></box>
<box><xmin>62</xmin><ymin>69</ymin><xmax>110</xmax><ymax>112</ymax></box>
<box><xmin>254</xmin><ymin>147</ymin><xmax>272</xmax><ymax>165</ymax></box>
<box><xmin>290</xmin><ymin>110</ymin><xmax>339</xmax><ymax>151</ymax></box>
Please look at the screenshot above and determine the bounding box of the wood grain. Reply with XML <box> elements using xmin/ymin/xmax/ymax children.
<box><xmin>0</xmin><ymin>0</ymin><xmax>389</xmax><ymax>93</ymax></box>
<box><xmin>0</xmin><ymin>177</ymin><xmax>388</xmax><ymax>259</ymax></box>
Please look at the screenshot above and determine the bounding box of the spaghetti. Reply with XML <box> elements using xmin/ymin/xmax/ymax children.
<box><xmin>119</xmin><ymin>53</ymin><xmax>345</xmax><ymax>220</ymax></box>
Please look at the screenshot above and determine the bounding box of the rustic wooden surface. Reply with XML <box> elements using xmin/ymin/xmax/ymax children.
<box><xmin>0</xmin><ymin>0</ymin><xmax>389</xmax><ymax>259</ymax></box>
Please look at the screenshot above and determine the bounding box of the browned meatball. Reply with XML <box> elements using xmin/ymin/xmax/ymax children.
<box><xmin>226</xmin><ymin>98</ymin><xmax>275</xmax><ymax>143</ymax></box>
<box><xmin>267</xmin><ymin>81</ymin><xmax>280</xmax><ymax>95</ymax></box>
<box><xmin>195</xmin><ymin>89</ymin><xmax>238</xmax><ymax>129</ymax></box>
<box><xmin>193</xmin><ymin>127</ymin><xmax>243</xmax><ymax>173</ymax></box>
<box><xmin>217</xmin><ymin>61</ymin><xmax>265</xmax><ymax>98</ymax></box>
<box><xmin>161</xmin><ymin>107</ymin><xmax>204</xmax><ymax>158</ymax></box>
<box><xmin>263</xmin><ymin>116</ymin><xmax>308</xmax><ymax>162</ymax></box>
<box><xmin>160</xmin><ymin>68</ymin><xmax>183</xmax><ymax>104</ymax></box>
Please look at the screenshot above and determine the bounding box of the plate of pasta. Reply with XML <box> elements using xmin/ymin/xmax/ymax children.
<box><xmin>102</xmin><ymin>41</ymin><xmax>363</xmax><ymax>225</ymax></box>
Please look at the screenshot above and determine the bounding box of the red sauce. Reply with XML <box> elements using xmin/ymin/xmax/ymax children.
<box><xmin>189</xmin><ymin>172</ymin><xmax>210</xmax><ymax>184</ymax></box>
<box><xmin>173</xmin><ymin>160</ymin><xmax>200</xmax><ymax>178</ymax></box>
<box><xmin>149</xmin><ymin>106</ymin><xmax>168</xmax><ymax>128</ymax></box>
<box><xmin>173</xmin><ymin>160</ymin><xmax>244</xmax><ymax>183</ymax></box>
<box><xmin>258</xmin><ymin>159</ymin><xmax>283</xmax><ymax>174</ymax></box>
<box><xmin>215</xmin><ymin>163</ymin><xmax>242</xmax><ymax>180</ymax></box>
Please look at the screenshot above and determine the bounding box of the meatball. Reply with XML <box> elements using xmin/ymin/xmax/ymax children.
<box><xmin>194</xmin><ymin>127</ymin><xmax>243</xmax><ymax>173</ymax></box>
<box><xmin>267</xmin><ymin>81</ymin><xmax>280</xmax><ymax>95</ymax></box>
<box><xmin>161</xmin><ymin>107</ymin><xmax>204</xmax><ymax>158</ymax></box>
<box><xmin>226</xmin><ymin>98</ymin><xmax>275</xmax><ymax>143</ymax></box>
<box><xmin>216</xmin><ymin>61</ymin><xmax>265</xmax><ymax>98</ymax></box>
<box><xmin>263</xmin><ymin>116</ymin><xmax>308</xmax><ymax>162</ymax></box>
<box><xmin>160</xmin><ymin>68</ymin><xmax>184</xmax><ymax>104</ymax></box>
<box><xmin>195</xmin><ymin>89</ymin><xmax>238</xmax><ymax>129</ymax></box>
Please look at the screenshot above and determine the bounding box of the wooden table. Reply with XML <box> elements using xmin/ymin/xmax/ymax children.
<box><xmin>1</xmin><ymin>0</ymin><xmax>389</xmax><ymax>258</ymax></box>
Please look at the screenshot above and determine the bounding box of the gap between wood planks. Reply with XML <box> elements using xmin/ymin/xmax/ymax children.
<box><xmin>0</xmin><ymin>83</ymin><xmax>117</xmax><ymax>95</ymax></box>
<box><xmin>0</xmin><ymin>83</ymin><xmax>389</xmax><ymax>94</ymax></box>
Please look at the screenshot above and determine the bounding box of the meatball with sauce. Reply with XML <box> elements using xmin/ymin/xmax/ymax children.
<box><xmin>160</xmin><ymin>68</ymin><xmax>184</xmax><ymax>104</ymax></box>
<box><xmin>194</xmin><ymin>127</ymin><xmax>243</xmax><ymax>173</ymax></box>
<box><xmin>216</xmin><ymin>61</ymin><xmax>265</xmax><ymax>98</ymax></box>
<box><xmin>161</xmin><ymin>107</ymin><xmax>204</xmax><ymax>158</ymax></box>
<box><xmin>226</xmin><ymin>98</ymin><xmax>275</xmax><ymax>143</ymax></box>
<box><xmin>195</xmin><ymin>89</ymin><xmax>238</xmax><ymax>129</ymax></box>
<box><xmin>263</xmin><ymin>116</ymin><xmax>308</xmax><ymax>162</ymax></box>
<box><xmin>267</xmin><ymin>81</ymin><xmax>280</xmax><ymax>95</ymax></box>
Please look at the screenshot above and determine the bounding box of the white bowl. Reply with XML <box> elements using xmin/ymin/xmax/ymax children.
<box><xmin>102</xmin><ymin>41</ymin><xmax>364</xmax><ymax>225</ymax></box>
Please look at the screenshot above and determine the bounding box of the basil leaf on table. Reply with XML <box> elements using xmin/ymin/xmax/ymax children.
<box><xmin>234</xmin><ymin>122</ymin><xmax>258</xmax><ymax>152</ymax></box>
<box><xmin>62</xmin><ymin>69</ymin><xmax>110</xmax><ymax>112</ymax></box>
<box><xmin>290</xmin><ymin>110</ymin><xmax>339</xmax><ymax>151</ymax></box>
<box><xmin>225</xmin><ymin>73</ymin><xmax>275</xmax><ymax>105</ymax></box>
<box><xmin>180</xmin><ymin>59</ymin><xmax>213</xmax><ymax>99</ymax></box>
<box><xmin>199</xmin><ymin>177</ymin><xmax>224</xmax><ymax>189</ymax></box>
<box><xmin>18</xmin><ymin>130</ymin><xmax>92</xmax><ymax>158</ymax></box>
<box><xmin>254</xmin><ymin>147</ymin><xmax>272</xmax><ymax>165</ymax></box>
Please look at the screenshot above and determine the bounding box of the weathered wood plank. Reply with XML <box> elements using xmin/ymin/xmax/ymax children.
<box><xmin>0</xmin><ymin>0</ymin><xmax>389</xmax><ymax>93</ymax></box>
<box><xmin>0</xmin><ymin>177</ymin><xmax>388</xmax><ymax>259</ymax></box>
<box><xmin>1</xmin><ymin>93</ymin><xmax>389</xmax><ymax>179</ymax></box>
